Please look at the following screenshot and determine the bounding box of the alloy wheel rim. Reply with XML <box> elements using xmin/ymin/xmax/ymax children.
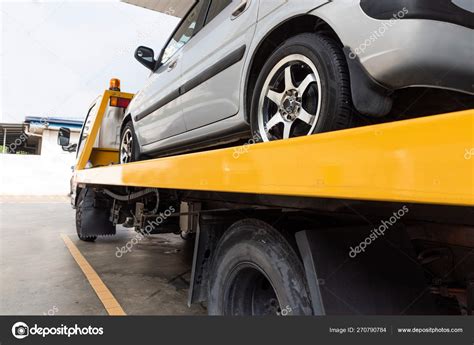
<box><xmin>120</xmin><ymin>129</ymin><xmax>133</xmax><ymax>164</ymax></box>
<box><xmin>258</xmin><ymin>54</ymin><xmax>322</xmax><ymax>142</ymax></box>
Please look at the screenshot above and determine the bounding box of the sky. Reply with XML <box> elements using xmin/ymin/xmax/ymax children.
<box><xmin>0</xmin><ymin>0</ymin><xmax>180</xmax><ymax>123</ymax></box>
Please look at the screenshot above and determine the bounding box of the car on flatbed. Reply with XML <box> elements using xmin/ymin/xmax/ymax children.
<box><xmin>119</xmin><ymin>0</ymin><xmax>474</xmax><ymax>163</ymax></box>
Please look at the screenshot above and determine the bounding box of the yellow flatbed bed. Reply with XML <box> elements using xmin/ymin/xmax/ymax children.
<box><xmin>75</xmin><ymin>90</ymin><xmax>474</xmax><ymax>207</ymax></box>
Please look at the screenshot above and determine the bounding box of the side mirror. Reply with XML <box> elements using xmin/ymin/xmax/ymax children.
<box><xmin>135</xmin><ymin>46</ymin><xmax>156</xmax><ymax>71</ymax></box>
<box><xmin>58</xmin><ymin>127</ymin><xmax>71</xmax><ymax>147</ymax></box>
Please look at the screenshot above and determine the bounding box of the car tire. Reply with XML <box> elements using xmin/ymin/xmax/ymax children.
<box><xmin>208</xmin><ymin>219</ymin><xmax>313</xmax><ymax>315</ymax></box>
<box><xmin>250</xmin><ymin>33</ymin><xmax>355</xmax><ymax>142</ymax></box>
<box><xmin>120</xmin><ymin>121</ymin><xmax>140</xmax><ymax>164</ymax></box>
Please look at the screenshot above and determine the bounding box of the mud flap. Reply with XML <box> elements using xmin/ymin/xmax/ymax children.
<box><xmin>296</xmin><ymin>225</ymin><xmax>436</xmax><ymax>315</ymax></box>
<box><xmin>77</xmin><ymin>188</ymin><xmax>116</xmax><ymax>237</ymax></box>
<box><xmin>343</xmin><ymin>46</ymin><xmax>393</xmax><ymax>117</ymax></box>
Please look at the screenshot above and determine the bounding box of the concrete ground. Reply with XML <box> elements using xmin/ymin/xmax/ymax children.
<box><xmin>0</xmin><ymin>197</ymin><xmax>206</xmax><ymax>315</ymax></box>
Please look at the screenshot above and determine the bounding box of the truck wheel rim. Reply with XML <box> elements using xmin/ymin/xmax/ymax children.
<box><xmin>258</xmin><ymin>54</ymin><xmax>322</xmax><ymax>142</ymax></box>
<box><xmin>120</xmin><ymin>128</ymin><xmax>133</xmax><ymax>164</ymax></box>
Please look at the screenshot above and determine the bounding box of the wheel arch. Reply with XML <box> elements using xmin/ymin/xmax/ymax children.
<box><xmin>120</xmin><ymin>113</ymin><xmax>133</xmax><ymax>136</ymax></box>
<box><xmin>244</xmin><ymin>14</ymin><xmax>344</xmax><ymax>123</ymax></box>
<box><xmin>244</xmin><ymin>13</ymin><xmax>393</xmax><ymax>120</ymax></box>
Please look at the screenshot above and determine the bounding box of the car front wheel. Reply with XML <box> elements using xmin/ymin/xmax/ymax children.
<box><xmin>120</xmin><ymin>121</ymin><xmax>139</xmax><ymax>164</ymax></box>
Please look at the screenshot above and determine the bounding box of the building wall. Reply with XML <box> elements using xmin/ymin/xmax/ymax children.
<box><xmin>0</xmin><ymin>129</ymin><xmax>80</xmax><ymax>196</ymax></box>
<box><xmin>40</xmin><ymin>129</ymin><xmax>80</xmax><ymax>157</ymax></box>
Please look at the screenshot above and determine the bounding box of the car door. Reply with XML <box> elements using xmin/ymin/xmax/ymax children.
<box><xmin>179</xmin><ymin>0</ymin><xmax>258</xmax><ymax>131</ymax></box>
<box><xmin>133</xmin><ymin>2</ymin><xmax>208</xmax><ymax>147</ymax></box>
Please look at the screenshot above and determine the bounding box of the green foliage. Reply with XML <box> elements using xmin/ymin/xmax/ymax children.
<box><xmin>0</xmin><ymin>145</ymin><xmax>29</xmax><ymax>155</ymax></box>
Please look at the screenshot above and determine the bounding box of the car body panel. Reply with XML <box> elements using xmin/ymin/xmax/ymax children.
<box><xmin>132</xmin><ymin>0</ymin><xmax>330</xmax><ymax>156</ymax></box>
<box><xmin>311</xmin><ymin>0</ymin><xmax>474</xmax><ymax>94</ymax></box>
<box><xmin>257</xmin><ymin>0</ymin><xmax>288</xmax><ymax>21</ymax></box>
<box><xmin>131</xmin><ymin>52</ymin><xmax>186</xmax><ymax>147</ymax></box>
<box><xmin>180</xmin><ymin>0</ymin><xmax>258</xmax><ymax>131</ymax></box>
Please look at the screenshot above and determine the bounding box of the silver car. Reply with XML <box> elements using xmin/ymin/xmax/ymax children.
<box><xmin>120</xmin><ymin>0</ymin><xmax>473</xmax><ymax>163</ymax></box>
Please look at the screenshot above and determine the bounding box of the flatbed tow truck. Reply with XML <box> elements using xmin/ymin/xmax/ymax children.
<box><xmin>59</xmin><ymin>82</ymin><xmax>474</xmax><ymax>316</ymax></box>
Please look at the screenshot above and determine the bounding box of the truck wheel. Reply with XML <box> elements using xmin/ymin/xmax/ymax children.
<box><xmin>120</xmin><ymin>121</ymin><xmax>140</xmax><ymax>164</ymax></box>
<box><xmin>208</xmin><ymin>219</ymin><xmax>312</xmax><ymax>315</ymax></box>
<box><xmin>76</xmin><ymin>188</ymin><xmax>115</xmax><ymax>242</ymax></box>
<box><xmin>250</xmin><ymin>33</ymin><xmax>354</xmax><ymax>142</ymax></box>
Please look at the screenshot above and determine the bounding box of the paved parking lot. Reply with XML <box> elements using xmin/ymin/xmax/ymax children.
<box><xmin>0</xmin><ymin>197</ymin><xmax>205</xmax><ymax>315</ymax></box>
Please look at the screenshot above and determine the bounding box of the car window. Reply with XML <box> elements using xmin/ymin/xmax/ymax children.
<box><xmin>205</xmin><ymin>0</ymin><xmax>232</xmax><ymax>25</ymax></box>
<box><xmin>161</xmin><ymin>1</ymin><xmax>208</xmax><ymax>64</ymax></box>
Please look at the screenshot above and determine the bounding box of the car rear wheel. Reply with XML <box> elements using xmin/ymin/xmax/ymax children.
<box><xmin>250</xmin><ymin>33</ymin><xmax>355</xmax><ymax>142</ymax></box>
<box><xmin>120</xmin><ymin>121</ymin><xmax>139</xmax><ymax>164</ymax></box>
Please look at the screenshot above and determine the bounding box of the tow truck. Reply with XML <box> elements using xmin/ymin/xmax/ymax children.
<box><xmin>57</xmin><ymin>79</ymin><xmax>474</xmax><ymax>316</ymax></box>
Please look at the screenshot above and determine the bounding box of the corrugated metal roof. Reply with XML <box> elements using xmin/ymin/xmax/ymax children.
<box><xmin>0</xmin><ymin>123</ymin><xmax>24</xmax><ymax>135</ymax></box>
<box><xmin>25</xmin><ymin>116</ymin><xmax>84</xmax><ymax>128</ymax></box>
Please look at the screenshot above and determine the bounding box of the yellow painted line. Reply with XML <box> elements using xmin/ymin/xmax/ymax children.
<box><xmin>60</xmin><ymin>234</ymin><xmax>126</xmax><ymax>316</ymax></box>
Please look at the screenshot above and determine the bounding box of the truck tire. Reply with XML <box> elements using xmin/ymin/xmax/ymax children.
<box><xmin>76</xmin><ymin>188</ymin><xmax>115</xmax><ymax>242</ymax></box>
<box><xmin>250</xmin><ymin>33</ymin><xmax>354</xmax><ymax>142</ymax></box>
<box><xmin>208</xmin><ymin>219</ymin><xmax>313</xmax><ymax>315</ymax></box>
